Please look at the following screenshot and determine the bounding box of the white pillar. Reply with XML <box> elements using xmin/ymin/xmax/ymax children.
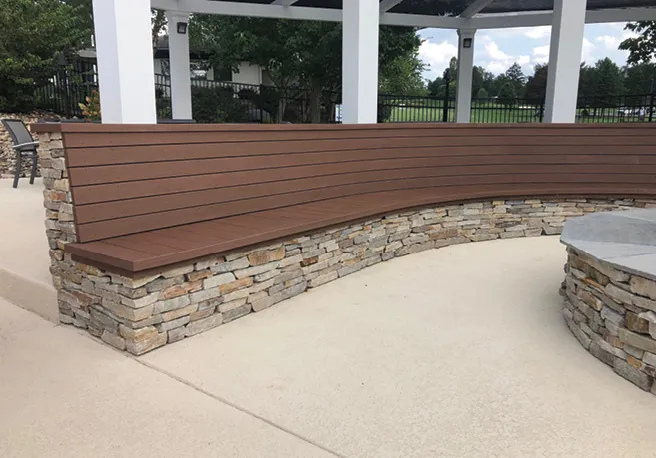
<box><xmin>166</xmin><ymin>11</ymin><xmax>193</xmax><ymax>120</ymax></box>
<box><xmin>342</xmin><ymin>0</ymin><xmax>379</xmax><ymax>124</ymax></box>
<box><xmin>544</xmin><ymin>0</ymin><xmax>586</xmax><ymax>123</ymax></box>
<box><xmin>92</xmin><ymin>0</ymin><xmax>156</xmax><ymax>123</ymax></box>
<box><xmin>455</xmin><ymin>29</ymin><xmax>476</xmax><ymax>123</ymax></box>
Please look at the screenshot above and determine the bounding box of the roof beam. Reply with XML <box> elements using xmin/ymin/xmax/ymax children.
<box><xmin>151</xmin><ymin>0</ymin><xmax>340</xmax><ymax>21</ymax></box>
<box><xmin>270</xmin><ymin>0</ymin><xmax>300</xmax><ymax>5</ymax></box>
<box><xmin>380</xmin><ymin>0</ymin><xmax>403</xmax><ymax>13</ymax></box>
<box><xmin>381</xmin><ymin>13</ymin><xmax>463</xmax><ymax>29</ymax></box>
<box><xmin>459</xmin><ymin>0</ymin><xmax>494</xmax><ymax>18</ymax></box>
<box><xmin>469</xmin><ymin>7</ymin><xmax>656</xmax><ymax>29</ymax></box>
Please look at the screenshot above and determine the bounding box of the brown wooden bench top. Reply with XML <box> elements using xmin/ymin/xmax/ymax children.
<box><xmin>34</xmin><ymin>122</ymin><xmax>656</xmax><ymax>274</ymax></box>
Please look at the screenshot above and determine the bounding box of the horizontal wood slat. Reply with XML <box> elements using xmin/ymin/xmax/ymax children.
<box><xmin>71</xmin><ymin>152</ymin><xmax>656</xmax><ymax>206</ymax></box>
<box><xmin>60</xmin><ymin>123</ymin><xmax>656</xmax><ymax>149</ymax></box>
<box><xmin>53</xmin><ymin>122</ymin><xmax>656</xmax><ymax>272</ymax></box>
<box><xmin>74</xmin><ymin>164</ymin><xmax>653</xmax><ymax>224</ymax></box>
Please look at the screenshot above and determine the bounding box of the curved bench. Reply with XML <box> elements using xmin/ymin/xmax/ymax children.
<box><xmin>32</xmin><ymin>122</ymin><xmax>656</xmax><ymax>354</ymax></box>
<box><xmin>561</xmin><ymin>210</ymin><xmax>656</xmax><ymax>394</ymax></box>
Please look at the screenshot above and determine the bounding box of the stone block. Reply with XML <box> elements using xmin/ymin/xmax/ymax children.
<box><xmin>222</xmin><ymin>289</ymin><xmax>250</xmax><ymax>303</ymax></box>
<box><xmin>161</xmin><ymin>303</ymin><xmax>198</xmax><ymax>322</ymax></box>
<box><xmin>103</xmin><ymin>300</ymin><xmax>154</xmax><ymax>322</ymax></box>
<box><xmin>160</xmin><ymin>264</ymin><xmax>194</xmax><ymax>278</ymax></box>
<box><xmin>589</xmin><ymin>342</ymin><xmax>615</xmax><ymax>367</ymax></box>
<box><xmin>633</xmin><ymin>295</ymin><xmax>656</xmax><ymax>312</ymax></box>
<box><xmin>158</xmin><ymin>316</ymin><xmax>190</xmax><ymax>332</ymax></box>
<box><xmin>248</xmin><ymin>246</ymin><xmax>285</xmax><ymax>266</ymax></box>
<box><xmin>626</xmin><ymin>312</ymin><xmax>650</xmax><ymax>334</ymax></box>
<box><xmin>168</xmin><ymin>327</ymin><xmax>187</xmax><ymax>344</ymax></box>
<box><xmin>308</xmin><ymin>271</ymin><xmax>338</xmax><ymax>288</ymax></box>
<box><xmin>101</xmin><ymin>330</ymin><xmax>126</xmax><ymax>351</ymax></box>
<box><xmin>203</xmin><ymin>272</ymin><xmax>236</xmax><ymax>289</ymax></box>
<box><xmin>624</xmin><ymin>344</ymin><xmax>645</xmax><ymax>359</ymax></box>
<box><xmin>119</xmin><ymin>325</ymin><xmax>158</xmax><ymax>343</ymax></box>
<box><xmin>153</xmin><ymin>295</ymin><xmax>191</xmax><ymax>314</ymax></box>
<box><xmin>190</xmin><ymin>306</ymin><xmax>215</xmax><ymax>322</ymax></box>
<box><xmin>601</xmin><ymin>306</ymin><xmax>624</xmax><ymax>327</ymax></box>
<box><xmin>219</xmin><ymin>277</ymin><xmax>253</xmax><ymax>295</ymax></box>
<box><xmin>565</xmin><ymin>316</ymin><xmax>591</xmax><ymax>349</ymax></box>
<box><xmin>159</xmin><ymin>281</ymin><xmax>202</xmax><ymax>300</ymax></box>
<box><xmin>220</xmin><ymin>297</ymin><xmax>250</xmax><ymax>315</ymax></box>
<box><xmin>126</xmin><ymin>332</ymin><xmax>167</xmax><ymax>355</ymax></box>
<box><xmin>619</xmin><ymin>328</ymin><xmax>656</xmax><ymax>354</ymax></box>
<box><xmin>189</xmin><ymin>287</ymin><xmax>220</xmax><ymax>304</ymax></box>
<box><xmin>613</xmin><ymin>358</ymin><xmax>652</xmax><ymax>391</ymax></box>
<box><xmin>605</xmin><ymin>283</ymin><xmax>634</xmax><ymax>304</ymax></box>
<box><xmin>185</xmin><ymin>314</ymin><xmax>223</xmax><ymax>337</ymax></box>
<box><xmin>234</xmin><ymin>262</ymin><xmax>279</xmax><ymax>279</ymax></box>
<box><xmin>630</xmin><ymin>275</ymin><xmax>656</xmax><ymax>301</ymax></box>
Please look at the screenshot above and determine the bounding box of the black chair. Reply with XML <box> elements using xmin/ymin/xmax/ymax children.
<box><xmin>1</xmin><ymin>119</ymin><xmax>39</xmax><ymax>189</ymax></box>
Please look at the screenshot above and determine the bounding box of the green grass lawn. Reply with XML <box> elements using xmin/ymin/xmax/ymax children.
<box><xmin>385</xmin><ymin>102</ymin><xmax>655</xmax><ymax>124</ymax></box>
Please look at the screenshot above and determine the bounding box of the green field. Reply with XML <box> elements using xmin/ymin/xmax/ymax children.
<box><xmin>385</xmin><ymin>102</ymin><xmax>654</xmax><ymax>124</ymax></box>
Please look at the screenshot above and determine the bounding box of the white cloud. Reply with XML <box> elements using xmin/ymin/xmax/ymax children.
<box><xmin>533</xmin><ymin>45</ymin><xmax>550</xmax><ymax>64</ymax></box>
<box><xmin>480</xmin><ymin>35</ymin><xmax>532</xmax><ymax>74</ymax></box>
<box><xmin>529</xmin><ymin>39</ymin><xmax>595</xmax><ymax>66</ymax></box>
<box><xmin>524</xmin><ymin>26</ymin><xmax>550</xmax><ymax>40</ymax></box>
<box><xmin>582</xmin><ymin>38</ymin><xmax>595</xmax><ymax>63</ymax></box>
<box><xmin>418</xmin><ymin>40</ymin><xmax>458</xmax><ymax>79</ymax></box>
<box><xmin>596</xmin><ymin>35</ymin><xmax>619</xmax><ymax>50</ymax></box>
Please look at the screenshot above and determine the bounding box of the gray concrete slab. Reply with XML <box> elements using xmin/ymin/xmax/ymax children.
<box><xmin>0</xmin><ymin>298</ymin><xmax>338</xmax><ymax>458</ymax></box>
<box><xmin>0</xmin><ymin>178</ymin><xmax>57</xmax><ymax>321</ymax></box>
<box><xmin>561</xmin><ymin>209</ymin><xmax>656</xmax><ymax>281</ymax></box>
<box><xmin>142</xmin><ymin>236</ymin><xmax>656</xmax><ymax>458</ymax></box>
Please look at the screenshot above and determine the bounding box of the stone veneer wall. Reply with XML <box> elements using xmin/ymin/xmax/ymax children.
<box><xmin>37</xmin><ymin>131</ymin><xmax>656</xmax><ymax>355</ymax></box>
<box><xmin>562</xmin><ymin>249</ymin><xmax>656</xmax><ymax>394</ymax></box>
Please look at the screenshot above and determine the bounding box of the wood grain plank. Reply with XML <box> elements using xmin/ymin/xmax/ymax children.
<box><xmin>71</xmin><ymin>150</ymin><xmax>656</xmax><ymax>205</ymax></box>
<box><xmin>73</xmin><ymin>163</ymin><xmax>654</xmax><ymax>224</ymax></box>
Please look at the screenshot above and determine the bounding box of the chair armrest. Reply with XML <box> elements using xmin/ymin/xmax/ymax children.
<box><xmin>12</xmin><ymin>141</ymin><xmax>39</xmax><ymax>150</ymax></box>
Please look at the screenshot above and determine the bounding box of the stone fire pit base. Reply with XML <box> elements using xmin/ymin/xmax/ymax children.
<box><xmin>561</xmin><ymin>210</ymin><xmax>656</xmax><ymax>394</ymax></box>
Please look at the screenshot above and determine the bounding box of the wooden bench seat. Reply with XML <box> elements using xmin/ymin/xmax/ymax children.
<box><xmin>47</xmin><ymin>122</ymin><xmax>656</xmax><ymax>275</ymax></box>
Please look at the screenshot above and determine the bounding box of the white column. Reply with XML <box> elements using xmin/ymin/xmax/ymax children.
<box><xmin>166</xmin><ymin>11</ymin><xmax>192</xmax><ymax>120</ymax></box>
<box><xmin>342</xmin><ymin>0</ymin><xmax>379</xmax><ymax>124</ymax></box>
<box><xmin>455</xmin><ymin>29</ymin><xmax>476</xmax><ymax>123</ymax></box>
<box><xmin>544</xmin><ymin>0</ymin><xmax>586</xmax><ymax>123</ymax></box>
<box><xmin>92</xmin><ymin>0</ymin><xmax>156</xmax><ymax>123</ymax></box>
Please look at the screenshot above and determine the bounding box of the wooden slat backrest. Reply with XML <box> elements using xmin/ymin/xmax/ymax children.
<box><xmin>57</xmin><ymin>123</ymin><xmax>656</xmax><ymax>243</ymax></box>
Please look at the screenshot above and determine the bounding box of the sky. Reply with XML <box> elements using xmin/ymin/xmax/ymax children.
<box><xmin>417</xmin><ymin>22</ymin><xmax>639</xmax><ymax>81</ymax></box>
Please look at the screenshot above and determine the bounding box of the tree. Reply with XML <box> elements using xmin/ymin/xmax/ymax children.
<box><xmin>189</xmin><ymin>16</ymin><xmax>423</xmax><ymax>122</ymax></box>
<box><xmin>591</xmin><ymin>58</ymin><xmax>624</xmax><ymax>104</ymax></box>
<box><xmin>620</xmin><ymin>22</ymin><xmax>656</xmax><ymax>65</ymax></box>
<box><xmin>498</xmin><ymin>82</ymin><xmax>517</xmax><ymax>107</ymax></box>
<box><xmin>578</xmin><ymin>63</ymin><xmax>596</xmax><ymax>100</ymax></box>
<box><xmin>623</xmin><ymin>62</ymin><xmax>656</xmax><ymax>95</ymax></box>
<box><xmin>524</xmin><ymin>64</ymin><xmax>548</xmax><ymax>101</ymax></box>
<box><xmin>475</xmin><ymin>87</ymin><xmax>488</xmax><ymax>99</ymax></box>
<box><xmin>471</xmin><ymin>66</ymin><xmax>486</xmax><ymax>98</ymax></box>
<box><xmin>504</xmin><ymin>62</ymin><xmax>525</xmax><ymax>98</ymax></box>
<box><xmin>0</xmin><ymin>0</ymin><xmax>89</xmax><ymax>112</ymax></box>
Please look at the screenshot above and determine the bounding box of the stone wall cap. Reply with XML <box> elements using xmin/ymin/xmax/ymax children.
<box><xmin>561</xmin><ymin>209</ymin><xmax>656</xmax><ymax>281</ymax></box>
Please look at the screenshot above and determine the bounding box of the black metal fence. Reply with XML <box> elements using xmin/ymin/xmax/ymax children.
<box><xmin>34</xmin><ymin>61</ymin><xmax>98</xmax><ymax>118</ymax></box>
<box><xmin>31</xmin><ymin>67</ymin><xmax>656</xmax><ymax>124</ymax></box>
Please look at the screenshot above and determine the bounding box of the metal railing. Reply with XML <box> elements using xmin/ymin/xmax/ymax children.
<box><xmin>31</xmin><ymin>67</ymin><xmax>656</xmax><ymax>125</ymax></box>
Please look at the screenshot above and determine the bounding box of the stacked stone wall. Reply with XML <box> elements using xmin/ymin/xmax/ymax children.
<box><xmin>562</xmin><ymin>249</ymin><xmax>656</xmax><ymax>395</ymax></box>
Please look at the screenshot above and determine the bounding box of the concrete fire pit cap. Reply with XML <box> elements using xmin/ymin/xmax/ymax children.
<box><xmin>560</xmin><ymin>209</ymin><xmax>656</xmax><ymax>282</ymax></box>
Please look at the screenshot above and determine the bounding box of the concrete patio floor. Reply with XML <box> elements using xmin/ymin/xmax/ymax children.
<box><xmin>1</xmin><ymin>235</ymin><xmax>655</xmax><ymax>458</ymax></box>
<box><xmin>0</xmin><ymin>178</ymin><xmax>57</xmax><ymax>321</ymax></box>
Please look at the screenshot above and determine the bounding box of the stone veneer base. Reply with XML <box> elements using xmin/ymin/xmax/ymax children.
<box><xmin>562</xmin><ymin>248</ymin><xmax>656</xmax><ymax>395</ymax></box>
<box><xmin>56</xmin><ymin>196</ymin><xmax>656</xmax><ymax>355</ymax></box>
